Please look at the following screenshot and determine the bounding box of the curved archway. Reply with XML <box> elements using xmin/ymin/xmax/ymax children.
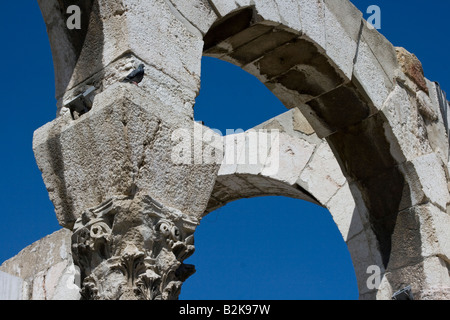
<box><xmin>191</xmin><ymin>56</ymin><xmax>358</xmax><ymax>299</ymax></box>
<box><xmin>182</xmin><ymin>197</ymin><xmax>358</xmax><ymax>300</ymax></box>
<box><xmin>198</xmin><ymin>4</ymin><xmax>393</xmax><ymax>299</ymax></box>
<box><xmin>34</xmin><ymin>0</ymin><xmax>450</xmax><ymax>300</ymax></box>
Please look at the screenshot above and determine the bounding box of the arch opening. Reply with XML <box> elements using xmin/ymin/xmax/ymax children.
<box><xmin>200</xmin><ymin>6</ymin><xmax>407</xmax><ymax>271</ymax></box>
<box><xmin>181</xmin><ymin>196</ymin><xmax>358</xmax><ymax>300</ymax></box>
<box><xmin>193</xmin><ymin>43</ymin><xmax>359</xmax><ymax>299</ymax></box>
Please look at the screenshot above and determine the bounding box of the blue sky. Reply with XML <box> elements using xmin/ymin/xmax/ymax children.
<box><xmin>0</xmin><ymin>1</ymin><xmax>448</xmax><ymax>300</ymax></box>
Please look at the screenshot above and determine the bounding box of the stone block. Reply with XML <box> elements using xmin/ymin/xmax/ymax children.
<box><xmin>31</xmin><ymin>261</ymin><xmax>78</xmax><ymax>300</ymax></box>
<box><xmin>219</xmin><ymin>132</ymin><xmax>245</xmax><ymax>176</ymax></box>
<box><xmin>261</xmin><ymin>132</ymin><xmax>315</xmax><ymax>185</ymax></box>
<box><xmin>381</xmin><ymin>84</ymin><xmax>433</xmax><ymax>162</ymax></box>
<box><xmin>298</xmin><ymin>142</ymin><xmax>346</xmax><ymax>205</ymax></box>
<box><xmin>33</xmin><ymin>85</ymin><xmax>220</xmax><ymax>228</ymax></box>
<box><xmin>389</xmin><ymin>207</ymin><xmax>424</xmax><ymax>270</ymax></box>
<box><xmin>49</xmin><ymin>0</ymin><xmax>204</xmax><ymax>101</ymax></box>
<box><xmin>346</xmin><ymin>230</ymin><xmax>385</xmax><ymax>296</ymax></box>
<box><xmin>386</xmin><ymin>257</ymin><xmax>450</xmax><ymax>300</ymax></box>
<box><xmin>396</xmin><ymin>47</ymin><xmax>429</xmax><ymax>94</ymax></box>
<box><xmin>37</xmin><ymin>0</ymin><xmax>78</xmax><ymax>100</ymax></box>
<box><xmin>353</xmin><ymin>22</ymin><xmax>395</xmax><ymax>110</ymax></box>
<box><xmin>272</xmin><ymin>0</ymin><xmax>302</xmax><ymax>31</ymax></box>
<box><xmin>358</xmin><ymin>19</ymin><xmax>399</xmax><ymax>85</ymax></box>
<box><xmin>229</xmin><ymin>29</ymin><xmax>297</xmax><ymax>66</ymax></box>
<box><xmin>399</xmin><ymin>153</ymin><xmax>450</xmax><ymax>211</ymax></box>
<box><xmin>236</xmin><ymin>131</ymin><xmax>271</xmax><ymax>176</ymax></box>
<box><xmin>297</xmin><ymin>0</ymin><xmax>326</xmax><ymax>50</ymax></box>
<box><xmin>306</xmin><ymin>82</ymin><xmax>373</xmax><ymax>132</ymax></box>
<box><xmin>421</xmin><ymin>257</ymin><xmax>450</xmax><ymax>298</ymax></box>
<box><xmin>0</xmin><ymin>271</ymin><xmax>23</xmax><ymax>300</ymax></box>
<box><xmin>0</xmin><ymin>229</ymin><xmax>79</xmax><ymax>300</ymax></box>
<box><xmin>414</xmin><ymin>203</ymin><xmax>450</xmax><ymax>260</ymax></box>
<box><xmin>259</xmin><ymin>38</ymin><xmax>345</xmax><ymax>98</ymax></box>
<box><xmin>323</xmin><ymin>0</ymin><xmax>362</xmax><ymax>80</ymax></box>
<box><xmin>126</xmin><ymin>0</ymin><xmax>203</xmax><ymax>94</ymax></box>
<box><xmin>167</xmin><ymin>0</ymin><xmax>218</xmax><ymax>35</ymax></box>
<box><xmin>389</xmin><ymin>203</ymin><xmax>450</xmax><ymax>275</ymax></box>
<box><xmin>326</xmin><ymin>183</ymin><xmax>364</xmax><ymax>242</ymax></box>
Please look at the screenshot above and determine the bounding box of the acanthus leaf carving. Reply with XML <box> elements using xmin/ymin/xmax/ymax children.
<box><xmin>71</xmin><ymin>194</ymin><xmax>199</xmax><ymax>300</ymax></box>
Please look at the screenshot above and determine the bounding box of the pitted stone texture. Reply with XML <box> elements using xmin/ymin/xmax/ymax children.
<box><xmin>34</xmin><ymin>0</ymin><xmax>450</xmax><ymax>300</ymax></box>
<box><xmin>382</xmin><ymin>84</ymin><xmax>433</xmax><ymax>163</ymax></box>
<box><xmin>167</xmin><ymin>0</ymin><xmax>218</xmax><ymax>35</ymax></box>
<box><xmin>323</xmin><ymin>0</ymin><xmax>362</xmax><ymax>81</ymax></box>
<box><xmin>71</xmin><ymin>195</ymin><xmax>198</xmax><ymax>300</ymax></box>
<box><xmin>38</xmin><ymin>0</ymin><xmax>206</xmax><ymax>102</ymax></box>
<box><xmin>396</xmin><ymin>47</ymin><xmax>429</xmax><ymax>94</ymax></box>
<box><xmin>33</xmin><ymin>85</ymin><xmax>220</xmax><ymax>229</ymax></box>
<box><xmin>399</xmin><ymin>153</ymin><xmax>450</xmax><ymax>211</ymax></box>
<box><xmin>353</xmin><ymin>24</ymin><xmax>395</xmax><ymax>110</ymax></box>
<box><xmin>346</xmin><ymin>228</ymin><xmax>385</xmax><ymax>297</ymax></box>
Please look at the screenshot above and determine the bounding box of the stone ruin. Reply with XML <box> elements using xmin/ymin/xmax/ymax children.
<box><xmin>1</xmin><ymin>0</ymin><xmax>449</xmax><ymax>300</ymax></box>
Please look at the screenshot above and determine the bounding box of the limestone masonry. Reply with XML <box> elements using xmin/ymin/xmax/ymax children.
<box><xmin>1</xmin><ymin>0</ymin><xmax>450</xmax><ymax>300</ymax></box>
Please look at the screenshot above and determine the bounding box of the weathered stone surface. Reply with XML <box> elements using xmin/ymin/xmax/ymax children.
<box><xmin>346</xmin><ymin>229</ymin><xmax>385</xmax><ymax>297</ymax></box>
<box><xmin>353</xmin><ymin>28</ymin><xmax>394</xmax><ymax>110</ymax></box>
<box><xmin>358</xmin><ymin>20</ymin><xmax>399</xmax><ymax>85</ymax></box>
<box><xmin>297</xmin><ymin>0</ymin><xmax>326</xmax><ymax>49</ymax></box>
<box><xmin>71</xmin><ymin>195</ymin><xmax>198</xmax><ymax>300</ymax></box>
<box><xmin>323</xmin><ymin>0</ymin><xmax>362</xmax><ymax>80</ymax></box>
<box><xmin>261</xmin><ymin>132</ymin><xmax>315</xmax><ymax>185</ymax></box>
<box><xmin>167</xmin><ymin>0</ymin><xmax>218</xmax><ymax>35</ymax></box>
<box><xmin>396</xmin><ymin>47</ymin><xmax>429</xmax><ymax>94</ymax></box>
<box><xmin>399</xmin><ymin>153</ymin><xmax>450</xmax><ymax>211</ymax></box>
<box><xmin>37</xmin><ymin>0</ymin><xmax>79</xmax><ymax>100</ymax></box>
<box><xmin>381</xmin><ymin>84</ymin><xmax>433</xmax><ymax>162</ymax></box>
<box><xmin>298</xmin><ymin>142</ymin><xmax>346</xmax><ymax>205</ymax></box>
<box><xmin>33</xmin><ymin>84</ymin><xmax>220</xmax><ymax>229</ymax></box>
<box><xmin>26</xmin><ymin>0</ymin><xmax>450</xmax><ymax>301</ymax></box>
<box><xmin>0</xmin><ymin>229</ymin><xmax>79</xmax><ymax>300</ymax></box>
<box><xmin>292</xmin><ymin>108</ymin><xmax>315</xmax><ymax>136</ymax></box>
<box><xmin>0</xmin><ymin>271</ymin><xmax>23</xmax><ymax>300</ymax></box>
<box><xmin>326</xmin><ymin>182</ymin><xmax>363</xmax><ymax>242</ymax></box>
<box><xmin>415</xmin><ymin>203</ymin><xmax>450</xmax><ymax>259</ymax></box>
<box><xmin>386</xmin><ymin>256</ymin><xmax>450</xmax><ymax>300</ymax></box>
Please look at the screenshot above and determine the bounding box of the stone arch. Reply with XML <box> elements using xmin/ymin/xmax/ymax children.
<box><xmin>34</xmin><ymin>0</ymin><xmax>450</xmax><ymax>300</ymax></box>
<box><xmin>203</xmin><ymin>106</ymin><xmax>380</xmax><ymax>299</ymax></box>
<box><xmin>195</xmin><ymin>2</ymin><xmax>450</xmax><ymax>299</ymax></box>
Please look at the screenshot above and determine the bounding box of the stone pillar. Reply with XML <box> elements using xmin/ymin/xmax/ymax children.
<box><xmin>34</xmin><ymin>0</ymin><xmax>222</xmax><ymax>300</ymax></box>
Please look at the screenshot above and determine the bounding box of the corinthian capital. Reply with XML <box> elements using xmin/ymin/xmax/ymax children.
<box><xmin>71</xmin><ymin>194</ymin><xmax>198</xmax><ymax>300</ymax></box>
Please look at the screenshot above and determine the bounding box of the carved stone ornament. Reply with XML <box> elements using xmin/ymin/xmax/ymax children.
<box><xmin>71</xmin><ymin>195</ymin><xmax>198</xmax><ymax>300</ymax></box>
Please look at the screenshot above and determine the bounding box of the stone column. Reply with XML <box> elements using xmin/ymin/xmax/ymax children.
<box><xmin>34</xmin><ymin>0</ymin><xmax>222</xmax><ymax>299</ymax></box>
